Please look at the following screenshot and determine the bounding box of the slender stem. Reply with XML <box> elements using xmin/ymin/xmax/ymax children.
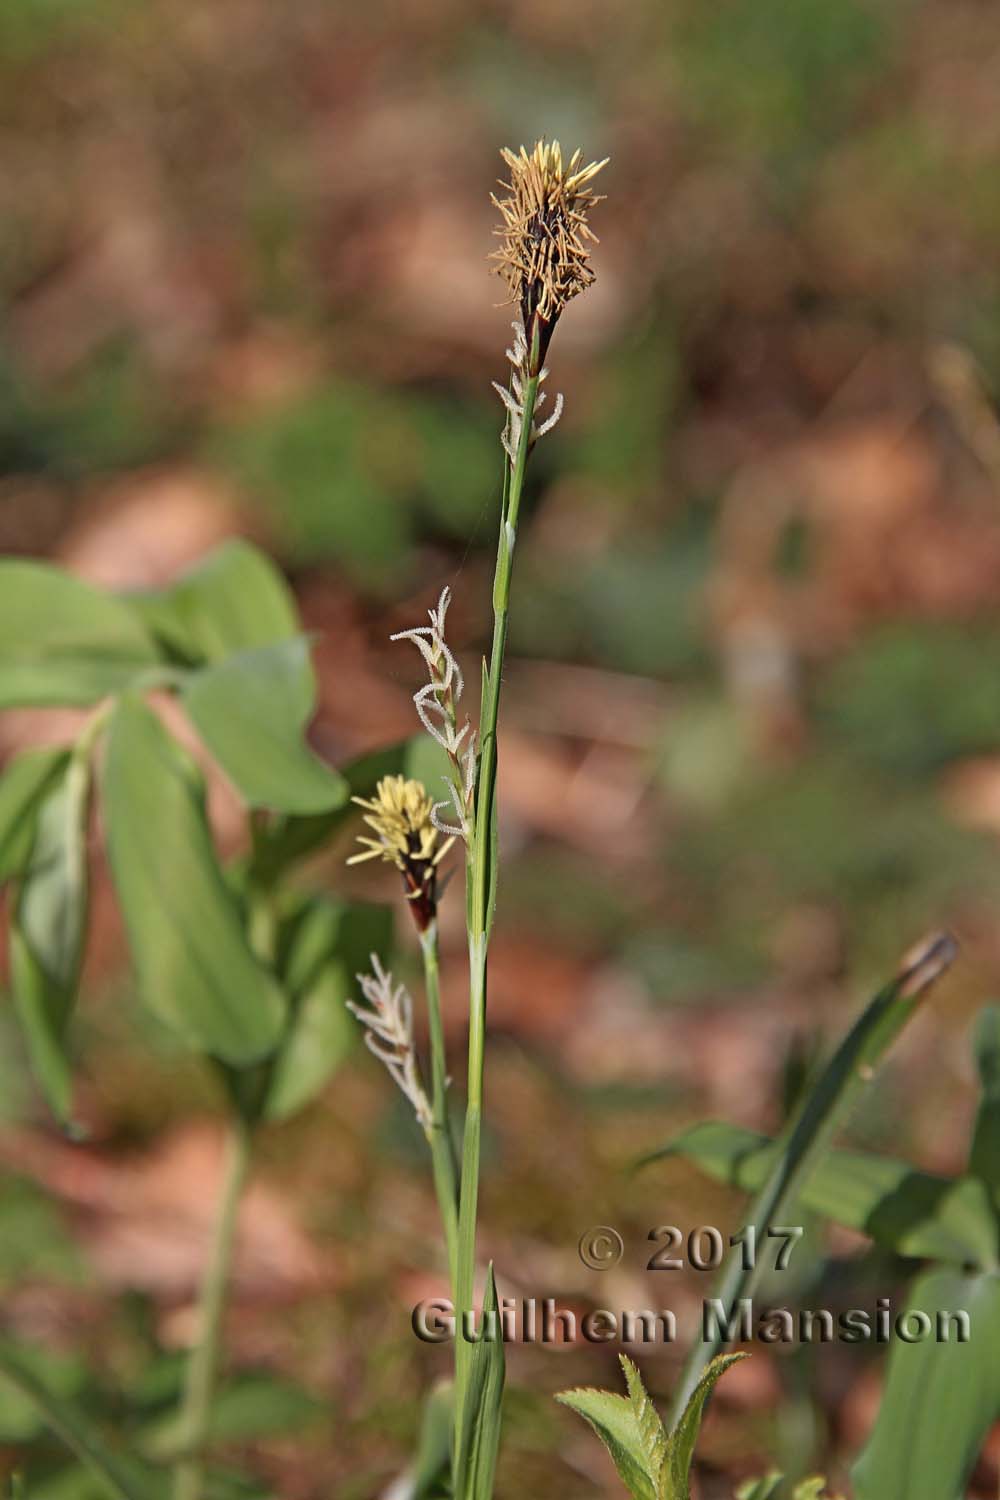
<box><xmin>421</xmin><ymin>921</ymin><xmax>459</xmax><ymax>1294</ymax></box>
<box><xmin>452</xmin><ymin>358</ymin><xmax>540</xmax><ymax>1493</ymax></box>
<box><xmin>172</xmin><ymin>1117</ymin><xmax>251</xmax><ymax>1500</ymax></box>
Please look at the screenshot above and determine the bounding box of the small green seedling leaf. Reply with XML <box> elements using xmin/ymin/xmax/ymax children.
<box><xmin>0</xmin><ymin>746</ymin><xmax>71</xmax><ymax>882</ymax></box>
<box><xmin>126</xmin><ymin>539</ymin><xmax>299</xmax><ymax>664</ymax></box>
<box><xmin>556</xmin><ymin>1382</ymin><xmax>658</xmax><ymax>1500</ymax></box>
<box><xmin>661</xmin><ymin>1353</ymin><xmax>747</xmax><ymax>1499</ymax></box>
<box><xmin>620</xmin><ymin>1356</ymin><xmax>668</xmax><ymax>1482</ymax></box>
<box><xmin>10</xmin><ymin>756</ymin><xmax>90</xmax><ymax>1125</ymax></box>
<box><xmin>558</xmin><ymin>1353</ymin><xmax>746</xmax><ymax>1500</ymax></box>
<box><xmin>103</xmin><ymin>695</ymin><xmax>286</xmax><ymax>1065</ymax></box>
<box><xmin>183</xmin><ymin>638</ymin><xmax>348</xmax><ymax>814</ymax></box>
<box><xmin>0</xmin><ymin>561</ymin><xmax>159</xmax><ymax>707</ymax></box>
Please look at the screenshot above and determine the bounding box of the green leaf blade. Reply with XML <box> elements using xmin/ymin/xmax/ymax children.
<box><xmin>10</xmin><ymin>756</ymin><xmax>91</xmax><ymax>1125</ymax></box>
<box><xmin>128</xmin><ymin>539</ymin><xmax>299</xmax><ymax>664</ymax></box>
<box><xmin>664</xmin><ymin>1121</ymin><xmax>998</xmax><ymax>1268</ymax></box>
<box><xmin>102</xmin><ymin>696</ymin><xmax>287</xmax><ymax>1065</ymax></box>
<box><xmin>0</xmin><ymin>746</ymin><xmax>71</xmax><ymax>883</ymax></box>
<box><xmin>852</xmin><ymin>1268</ymin><xmax>1000</xmax><ymax>1500</ymax></box>
<box><xmin>0</xmin><ymin>562</ymin><xmax>159</xmax><ymax>708</ymax></box>
<box><xmin>182</xmin><ymin>638</ymin><xmax>347</xmax><ymax>815</ymax></box>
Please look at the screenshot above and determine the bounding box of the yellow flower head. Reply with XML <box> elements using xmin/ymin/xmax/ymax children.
<box><xmin>347</xmin><ymin>775</ymin><xmax>454</xmax><ymax>928</ymax></box>
<box><xmin>490</xmin><ymin>140</ymin><xmax>607</xmax><ymax>333</ymax></box>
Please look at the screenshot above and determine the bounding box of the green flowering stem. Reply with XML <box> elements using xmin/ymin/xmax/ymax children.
<box><xmin>421</xmin><ymin>919</ymin><xmax>459</xmax><ymax>1295</ymax></box>
<box><xmin>452</xmin><ymin>343</ymin><xmax>540</xmax><ymax>1493</ymax></box>
<box><xmin>172</xmin><ymin>1116</ymin><xmax>251</xmax><ymax>1500</ymax></box>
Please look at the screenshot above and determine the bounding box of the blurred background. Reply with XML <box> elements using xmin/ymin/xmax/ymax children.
<box><xmin>3</xmin><ymin>0</ymin><xmax>1000</xmax><ymax>1494</ymax></box>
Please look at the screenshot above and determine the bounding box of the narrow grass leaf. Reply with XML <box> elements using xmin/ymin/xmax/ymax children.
<box><xmin>0</xmin><ymin>1339</ymin><xmax>154</xmax><ymax>1500</ymax></box>
<box><xmin>453</xmin><ymin>1265</ymin><xmax>505</xmax><ymax>1500</ymax></box>
<box><xmin>183</xmin><ymin>638</ymin><xmax>347</xmax><ymax>814</ymax></box>
<box><xmin>103</xmin><ymin>695</ymin><xmax>286</xmax><ymax>1064</ymax></box>
<box><xmin>664</xmin><ymin>931</ymin><xmax>958</xmax><ymax>1422</ymax></box>
<box><xmin>663</xmin><ymin>1121</ymin><xmax>998</xmax><ymax>1268</ymax></box>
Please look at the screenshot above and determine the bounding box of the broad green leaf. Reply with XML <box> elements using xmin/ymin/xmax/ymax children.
<box><xmin>182</xmin><ymin>638</ymin><xmax>347</xmax><ymax>814</ymax></box>
<box><xmin>0</xmin><ymin>561</ymin><xmax>159</xmax><ymax>708</ymax></box>
<box><xmin>0</xmin><ymin>745</ymin><xmax>70</xmax><ymax>882</ymax></box>
<box><xmin>663</xmin><ymin>933</ymin><xmax>958</xmax><ymax>1423</ymax></box>
<box><xmin>969</xmin><ymin>1004</ymin><xmax>1000</xmax><ymax>1195</ymax></box>
<box><xmin>128</xmin><ymin>539</ymin><xmax>298</xmax><ymax>664</ymax></box>
<box><xmin>0</xmin><ymin>1338</ymin><xmax>154</xmax><ymax>1500</ymax></box>
<box><xmin>411</xmin><ymin>1380</ymin><xmax>454</xmax><ymax>1500</ymax></box>
<box><xmin>557</xmin><ymin>1386</ymin><xmax>657</xmax><ymax>1500</ymax></box>
<box><xmin>852</xmin><ymin>1268</ymin><xmax>1000</xmax><ymax>1500</ymax></box>
<box><xmin>791</xmin><ymin>1482</ymin><xmax>843</xmax><ymax>1500</ymax></box>
<box><xmin>662</xmin><ymin>1353</ymin><xmax>747</xmax><ymax>1500</ymax></box>
<box><xmin>454</xmin><ymin>1264</ymin><xmax>505</xmax><ymax>1500</ymax></box>
<box><xmin>102</xmin><ymin>696</ymin><xmax>286</xmax><ymax>1064</ymax></box>
<box><xmin>264</xmin><ymin>898</ymin><xmax>391</xmax><ymax>1120</ymax></box>
<box><xmin>141</xmin><ymin>1373</ymin><xmax>321</xmax><ymax>1458</ymax></box>
<box><xmin>10</xmin><ymin>757</ymin><xmax>90</xmax><ymax>1124</ymax></box>
<box><xmin>664</xmin><ymin>1121</ymin><xmax>998</xmax><ymax>1268</ymax></box>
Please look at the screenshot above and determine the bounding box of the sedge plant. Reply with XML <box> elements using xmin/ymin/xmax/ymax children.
<box><xmin>0</xmin><ymin>138</ymin><xmax>985</xmax><ymax>1500</ymax></box>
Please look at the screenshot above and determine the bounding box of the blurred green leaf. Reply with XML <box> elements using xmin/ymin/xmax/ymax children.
<box><xmin>141</xmin><ymin>1373</ymin><xmax>321</xmax><ymax>1458</ymax></box>
<box><xmin>128</xmin><ymin>539</ymin><xmax>299</xmax><ymax>666</ymax></box>
<box><xmin>264</xmin><ymin>896</ymin><xmax>391</xmax><ymax>1120</ymax></box>
<box><xmin>206</xmin><ymin>385</ymin><xmax>413</xmax><ymax>578</ymax></box>
<box><xmin>0</xmin><ymin>1344</ymin><xmax>87</xmax><ymax>1442</ymax></box>
<box><xmin>0</xmin><ymin>562</ymin><xmax>159</xmax><ymax>708</ymax></box>
<box><xmin>852</xmin><ymin>1268</ymin><xmax>1000</xmax><ymax>1500</ymax></box>
<box><xmin>183</xmin><ymin>638</ymin><xmax>347</xmax><ymax>814</ymax></box>
<box><xmin>0</xmin><ymin>1339</ymin><xmax>154</xmax><ymax>1500</ymax></box>
<box><xmin>664</xmin><ymin>1120</ymin><xmax>998</xmax><ymax>1268</ymax></box>
<box><xmin>819</xmin><ymin>623</ymin><xmax>1000</xmax><ymax>777</ymax></box>
<box><xmin>735</xmin><ymin>1477</ymin><xmax>783</xmax><ymax>1500</ymax></box>
<box><xmin>0</xmin><ymin>745</ymin><xmax>70</xmax><ymax>882</ymax></box>
<box><xmin>10</xmin><ymin>756</ymin><xmax>90</xmax><ymax>1124</ymax></box>
<box><xmin>103</xmin><ymin>695</ymin><xmax>286</xmax><ymax>1064</ymax></box>
<box><xmin>410</xmin><ymin>1380</ymin><xmax>454</xmax><ymax>1500</ymax></box>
